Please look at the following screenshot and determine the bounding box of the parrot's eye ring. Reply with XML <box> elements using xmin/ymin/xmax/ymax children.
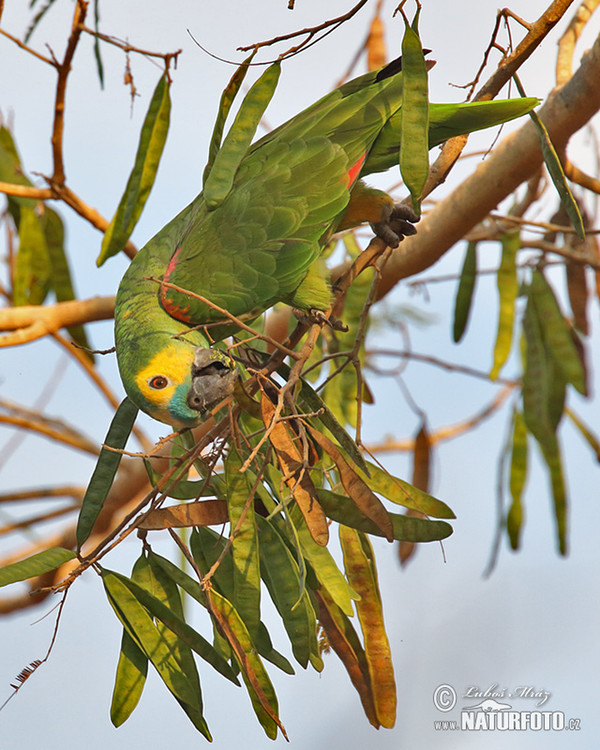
<box><xmin>148</xmin><ymin>375</ymin><xmax>169</xmax><ymax>390</ymax></box>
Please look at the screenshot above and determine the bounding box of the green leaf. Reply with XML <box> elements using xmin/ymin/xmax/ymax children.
<box><xmin>318</xmin><ymin>489</ymin><xmax>453</xmax><ymax>542</ymax></box>
<box><xmin>0</xmin><ymin>126</ymin><xmax>34</xmax><ymax>201</ymax></box>
<box><xmin>97</xmin><ymin>74</ymin><xmax>171</xmax><ymax>265</ymax></box>
<box><xmin>530</xmin><ymin>269</ymin><xmax>587</xmax><ymax>395</ymax></box>
<box><xmin>539</xmin><ymin>436</ymin><xmax>568</xmax><ymax>556</ymax></box>
<box><xmin>39</xmin><ymin>207</ymin><xmax>93</xmax><ymax>358</ymax></box>
<box><xmin>256</xmin><ymin>515</ymin><xmax>319</xmax><ymax>670</ymax></box>
<box><xmin>514</xmin><ymin>76</ymin><xmax>584</xmax><ymax>239</ymax></box>
<box><xmin>92</xmin><ymin>0</ymin><xmax>105</xmax><ymax>88</ymax></box>
<box><xmin>566</xmin><ymin>408</ymin><xmax>600</xmax><ymax>462</ymax></box>
<box><xmin>507</xmin><ymin>410</ymin><xmax>528</xmax><ymax>550</ymax></box>
<box><xmin>490</xmin><ymin>231</ymin><xmax>519</xmax><ymax>379</ymax></box>
<box><xmin>0</xmin><ymin>547</ymin><xmax>75</xmax><ymax>587</ymax></box>
<box><xmin>13</xmin><ymin>206</ymin><xmax>51</xmax><ymax>306</ymax></box>
<box><xmin>111</xmin><ymin>556</ymin><xmax>151</xmax><ymax>727</ymax></box>
<box><xmin>360</xmin><ymin>460</ymin><xmax>455</xmax><ymax>519</ymax></box>
<box><xmin>289</xmin><ymin>504</ymin><xmax>359</xmax><ymax>617</ymax></box>
<box><xmin>453</xmin><ymin>241</ymin><xmax>478</xmax><ymax>342</ymax></box>
<box><xmin>400</xmin><ymin>12</ymin><xmax>429</xmax><ymax>214</ymax></box>
<box><xmin>203</xmin><ymin>51</ymin><xmax>256</xmax><ymax>186</ymax></box>
<box><xmin>203</xmin><ymin>62</ymin><xmax>281</xmax><ymax>209</ymax></box>
<box><xmin>110</xmin><ymin>630</ymin><xmax>147</xmax><ymax>727</ymax></box>
<box><xmin>77</xmin><ymin>398</ymin><xmax>138</xmax><ymax>549</ymax></box>
<box><xmin>207</xmin><ymin>588</ymin><xmax>283</xmax><ymax>740</ymax></box>
<box><xmin>152</xmin><ymin>547</ymin><xmax>294</xmax><ymax>675</ymax></box>
<box><xmin>225</xmin><ymin>447</ymin><xmax>261</xmax><ymax>640</ymax></box>
<box><xmin>102</xmin><ymin>568</ymin><xmax>212</xmax><ymax>739</ymax></box>
<box><xmin>123</xmin><ymin>555</ymin><xmax>240</xmax><ymax>685</ymax></box>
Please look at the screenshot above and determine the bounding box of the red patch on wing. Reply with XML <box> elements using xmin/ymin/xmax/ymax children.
<box><xmin>347</xmin><ymin>152</ymin><xmax>367</xmax><ymax>187</ymax></box>
<box><xmin>160</xmin><ymin>247</ymin><xmax>193</xmax><ymax>323</ymax></box>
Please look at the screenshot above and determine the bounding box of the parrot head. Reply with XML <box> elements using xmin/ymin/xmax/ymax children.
<box><xmin>115</xmin><ymin>332</ymin><xmax>237</xmax><ymax>428</ymax></box>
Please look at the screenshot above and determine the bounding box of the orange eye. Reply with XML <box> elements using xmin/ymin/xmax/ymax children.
<box><xmin>148</xmin><ymin>375</ymin><xmax>169</xmax><ymax>390</ymax></box>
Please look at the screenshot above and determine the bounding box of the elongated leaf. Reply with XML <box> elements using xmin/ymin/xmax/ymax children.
<box><xmin>289</xmin><ymin>505</ymin><xmax>359</xmax><ymax>617</ymax></box>
<box><xmin>522</xmin><ymin>292</ymin><xmax>553</xmax><ymax>446</ymax></box>
<box><xmin>261</xmin><ymin>394</ymin><xmax>329</xmax><ymax>546</ymax></box>
<box><xmin>256</xmin><ymin>515</ymin><xmax>319</xmax><ymax>670</ymax></box>
<box><xmin>340</xmin><ymin>527</ymin><xmax>396</xmax><ymax>728</ymax></box>
<box><xmin>92</xmin><ymin>0</ymin><xmax>104</xmax><ymax>88</ymax></box>
<box><xmin>206</xmin><ymin>587</ymin><xmax>285</xmax><ymax>740</ymax></box>
<box><xmin>77</xmin><ymin>398</ymin><xmax>138</xmax><ymax>549</ymax></box>
<box><xmin>204</xmin><ymin>62</ymin><xmax>281</xmax><ymax>209</ymax></box>
<box><xmin>0</xmin><ymin>547</ymin><xmax>75</xmax><ymax>587</ymax></box>
<box><xmin>111</xmin><ymin>556</ymin><xmax>151</xmax><ymax>727</ymax></box>
<box><xmin>490</xmin><ymin>232</ymin><xmax>519</xmax><ymax>379</ymax></box>
<box><xmin>0</xmin><ymin>126</ymin><xmax>34</xmax><ymax>200</ymax></box>
<box><xmin>102</xmin><ymin>569</ymin><xmax>211</xmax><ymax>738</ymax></box>
<box><xmin>318</xmin><ymin>489</ymin><xmax>453</xmax><ymax>542</ymax></box>
<box><xmin>185</xmin><ymin>531</ymin><xmax>294</xmax><ymax>675</ymax></box>
<box><xmin>97</xmin><ymin>74</ymin><xmax>171</xmax><ymax>265</ymax></box>
<box><xmin>453</xmin><ymin>241</ymin><xmax>478</xmax><ymax>342</ymax></box>
<box><xmin>314</xmin><ymin>588</ymin><xmax>379</xmax><ymax>728</ymax></box>
<box><xmin>118</xmin><ymin>559</ymin><xmax>240</xmax><ymax>685</ymax></box>
<box><xmin>539</xmin><ymin>436</ymin><xmax>568</xmax><ymax>556</ymax></box>
<box><xmin>399</xmin><ymin>422</ymin><xmax>431</xmax><ymax>565</ymax></box>
<box><xmin>361</xmin><ymin>460</ymin><xmax>455</xmax><ymax>518</ymax></box>
<box><xmin>566</xmin><ymin>408</ymin><xmax>600</xmax><ymax>462</ymax></box>
<box><xmin>13</xmin><ymin>206</ymin><xmax>51</xmax><ymax>306</ymax></box>
<box><xmin>138</xmin><ymin>500</ymin><xmax>228</xmax><ymax>530</ymax></box>
<box><xmin>400</xmin><ymin>11</ymin><xmax>429</xmax><ymax>213</ymax></box>
<box><xmin>530</xmin><ymin>269</ymin><xmax>587</xmax><ymax>395</ymax></box>
<box><xmin>307</xmin><ymin>426</ymin><xmax>393</xmax><ymax>542</ymax></box>
<box><xmin>39</xmin><ymin>207</ymin><xmax>93</xmax><ymax>357</ymax></box>
<box><xmin>225</xmin><ymin>446</ymin><xmax>261</xmax><ymax>639</ymax></box>
<box><xmin>514</xmin><ymin>76</ymin><xmax>584</xmax><ymax>239</ymax></box>
<box><xmin>203</xmin><ymin>51</ymin><xmax>256</xmax><ymax>186</ymax></box>
<box><xmin>110</xmin><ymin>630</ymin><xmax>147</xmax><ymax>727</ymax></box>
<box><xmin>507</xmin><ymin>410</ymin><xmax>528</xmax><ymax>550</ymax></box>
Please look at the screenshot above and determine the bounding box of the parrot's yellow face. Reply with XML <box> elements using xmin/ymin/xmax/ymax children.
<box><xmin>133</xmin><ymin>343</ymin><xmax>199</xmax><ymax>428</ymax></box>
<box><xmin>117</xmin><ymin>337</ymin><xmax>238</xmax><ymax>429</ymax></box>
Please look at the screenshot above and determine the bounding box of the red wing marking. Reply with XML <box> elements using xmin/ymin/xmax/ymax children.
<box><xmin>159</xmin><ymin>247</ymin><xmax>193</xmax><ymax>323</ymax></box>
<box><xmin>346</xmin><ymin>152</ymin><xmax>367</xmax><ymax>187</ymax></box>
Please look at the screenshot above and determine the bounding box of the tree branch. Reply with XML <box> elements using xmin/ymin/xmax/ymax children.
<box><xmin>0</xmin><ymin>296</ymin><xmax>115</xmax><ymax>346</ymax></box>
<box><xmin>377</xmin><ymin>32</ymin><xmax>600</xmax><ymax>298</ymax></box>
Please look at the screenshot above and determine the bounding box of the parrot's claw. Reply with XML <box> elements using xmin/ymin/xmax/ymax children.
<box><xmin>370</xmin><ymin>203</ymin><xmax>420</xmax><ymax>248</ymax></box>
<box><xmin>187</xmin><ymin>348</ymin><xmax>237</xmax><ymax>414</ymax></box>
<box><xmin>293</xmin><ymin>308</ymin><xmax>349</xmax><ymax>332</ymax></box>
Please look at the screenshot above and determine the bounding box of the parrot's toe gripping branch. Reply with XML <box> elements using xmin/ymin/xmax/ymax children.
<box><xmin>370</xmin><ymin>203</ymin><xmax>420</xmax><ymax>248</ymax></box>
<box><xmin>293</xmin><ymin>308</ymin><xmax>349</xmax><ymax>332</ymax></box>
<box><xmin>187</xmin><ymin>348</ymin><xmax>237</xmax><ymax>414</ymax></box>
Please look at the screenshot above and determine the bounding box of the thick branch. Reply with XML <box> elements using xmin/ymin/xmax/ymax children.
<box><xmin>0</xmin><ymin>296</ymin><xmax>115</xmax><ymax>346</ymax></box>
<box><xmin>378</xmin><ymin>32</ymin><xmax>600</xmax><ymax>297</ymax></box>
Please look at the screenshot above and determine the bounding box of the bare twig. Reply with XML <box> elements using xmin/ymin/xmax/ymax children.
<box><xmin>237</xmin><ymin>0</ymin><xmax>370</xmax><ymax>59</ymax></box>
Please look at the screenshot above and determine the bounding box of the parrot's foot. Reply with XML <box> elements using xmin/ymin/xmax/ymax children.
<box><xmin>187</xmin><ymin>348</ymin><xmax>237</xmax><ymax>414</ymax></box>
<box><xmin>293</xmin><ymin>308</ymin><xmax>349</xmax><ymax>332</ymax></box>
<box><xmin>370</xmin><ymin>203</ymin><xmax>419</xmax><ymax>248</ymax></box>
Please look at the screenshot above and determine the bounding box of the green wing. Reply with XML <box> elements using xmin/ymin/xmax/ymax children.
<box><xmin>158</xmin><ymin>74</ymin><xmax>406</xmax><ymax>325</ymax></box>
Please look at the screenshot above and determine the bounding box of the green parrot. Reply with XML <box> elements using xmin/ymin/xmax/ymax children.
<box><xmin>114</xmin><ymin>57</ymin><xmax>536</xmax><ymax>428</ymax></box>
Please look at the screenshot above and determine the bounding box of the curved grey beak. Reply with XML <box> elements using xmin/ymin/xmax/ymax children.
<box><xmin>187</xmin><ymin>348</ymin><xmax>237</xmax><ymax>414</ymax></box>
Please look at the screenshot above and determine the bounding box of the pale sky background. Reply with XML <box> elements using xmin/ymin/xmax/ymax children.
<box><xmin>1</xmin><ymin>1</ymin><xmax>599</xmax><ymax>748</ymax></box>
